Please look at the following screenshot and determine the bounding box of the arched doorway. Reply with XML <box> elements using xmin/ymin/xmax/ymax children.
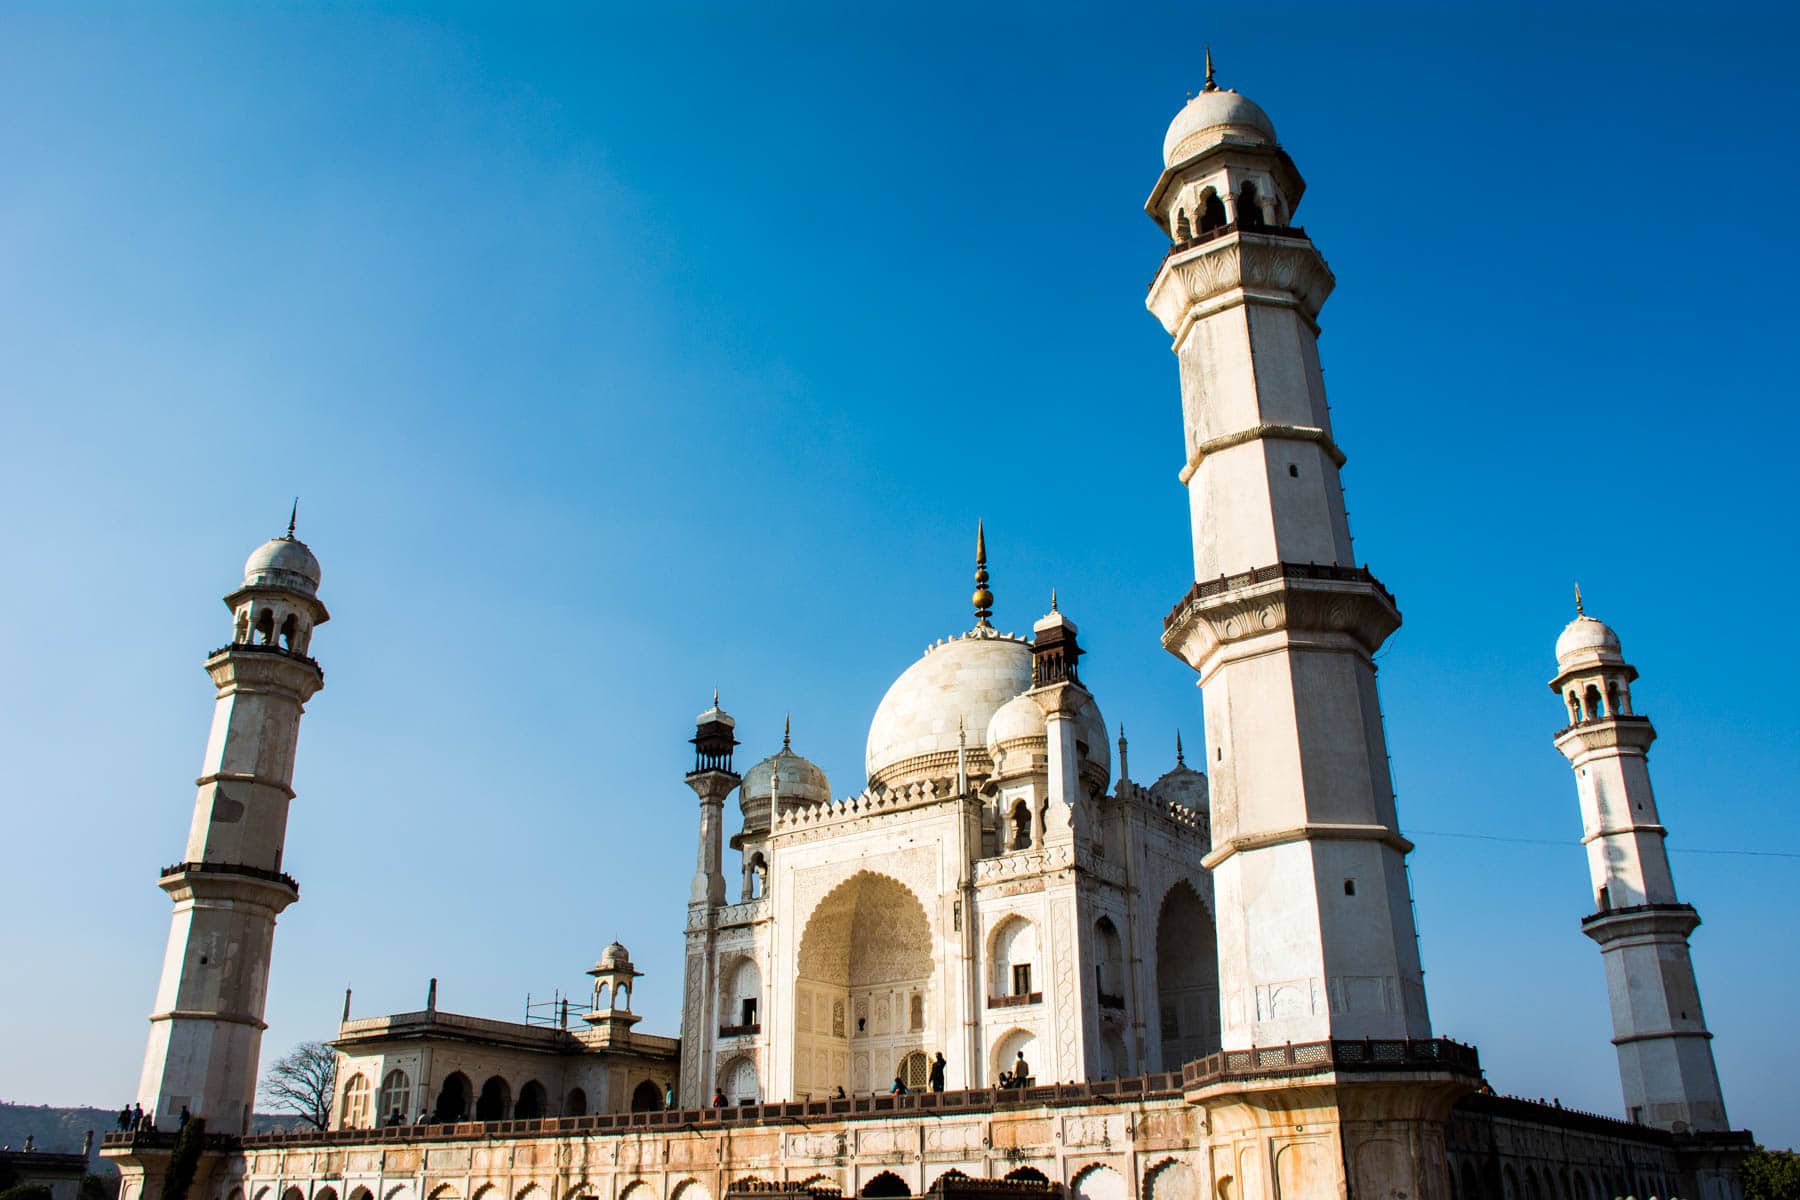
<box><xmin>432</xmin><ymin>1072</ymin><xmax>472</xmax><ymax>1123</ymax></box>
<box><xmin>514</xmin><ymin>1080</ymin><xmax>546</xmax><ymax>1119</ymax></box>
<box><xmin>795</xmin><ymin>872</ymin><xmax>934</xmax><ymax>1096</ymax></box>
<box><xmin>861</xmin><ymin>1173</ymin><xmax>910</xmax><ymax>1198</ymax></box>
<box><xmin>1154</xmin><ymin>881</ymin><xmax>1219</xmax><ymax>1069</ymax></box>
<box><xmin>475</xmin><ymin>1075</ymin><xmax>510</xmax><ymax>1121</ymax></box>
<box><xmin>565</xmin><ymin>1087</ymin><xmax>587</xmax><ymax>1116</ymax></box>
<box><xmin>630</xmin><ymin>1080</ymin><xmax>663</xmax><ymax>1112</ymax></box>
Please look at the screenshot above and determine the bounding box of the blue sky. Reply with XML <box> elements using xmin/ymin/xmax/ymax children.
<box><xmin>2</xmin><ymin>0</ymin><xmax>1796</xmax><ymax>1149</ymax></box>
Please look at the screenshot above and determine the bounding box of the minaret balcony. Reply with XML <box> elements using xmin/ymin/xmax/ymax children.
<box><xmin>1581</xmin><ymin>901</ymin><xmax>1701</xmax><ymax>944</ymax></box>
<box><xmin>1554</xmin><ymin>713</ymin><xmax>1657</xmax><ymax>758</ymax></box>
<box><xmin>1147</xmin><ymin>225</ymin><xmax>1335</xmax><ymax>338</ymax></box>
<box><xmin>158</xmin><ymin>860</ymin><xmax>300</xmax><ymax>906</ymax></box>
<box><xmin>1162</xmin><ymin>561</ymin><xmax>1400</xmax><ymax>670</ymax></box>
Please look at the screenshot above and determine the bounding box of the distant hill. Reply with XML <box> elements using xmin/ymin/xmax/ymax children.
<box><xmin>0</xmin><ymin>1104</ymin><xmax>312</xmax><ymax>1178</ymax></box>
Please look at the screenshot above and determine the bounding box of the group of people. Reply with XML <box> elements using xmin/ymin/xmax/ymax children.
<box><xmin>887</xmin><ymin>1052</ymin><xmax>950</xmax><ymax>1096</ymax></box>
<box><xmin>996</xmin><ymin>1051</ymin><xmax>1033</xmax><ymax>1090</ymax></box>
<box><xmin>115</xmin><ymin>1103</ymin><xmax>190</xmax><ymax>1132</ymax></box>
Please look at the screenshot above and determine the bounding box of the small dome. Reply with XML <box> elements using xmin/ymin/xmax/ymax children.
<box><xmin>1073</xmin><ymin>693</ymin><xmax>1110</xmax><ymax>786</ymax></box>
<box><xmin>1556</xmin><ymin>615</ymin><xmax>1623</xmax><ymax>665</ymax></box>
<box><xmin>1163</xmin><ymin>88</ymin><xmax>1277</xmax><ymax>166</ymax></box>
<box><xmin>243</xmin><ymin>536</ymin><xmax>321</xmax><ymax>596</ymax></box>
<box><xmin>598</xmin><ymin>941</ymin><xmax>631</xmax><ymax>969</ymax></box>
<box><xmin>1150</xmin><ymin>762</ymin><xmax>1209</xmax><ymax>811</ymax></box>
<box><xmin>985</xmin><ymin>693</ymin><xmax>1047</xmax><ymax>750</ymax></box>
<box><xmin>866</xmin><ymin>631</ymin><xmax>1035</xmax><ymax>786</ymax></box>
<box><xmin>742</xmin><ymin>744</ymin><xmax>832</xmax><ymax>813</ymax></box>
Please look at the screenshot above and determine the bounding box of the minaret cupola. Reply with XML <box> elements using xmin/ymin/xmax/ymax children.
<box><xmin>1146</xmin><ymin>52</ymin><xmax>1305</xmax><ymax>242</ymax></box>
<box><xmin>227</xmin><ymin>504</ymin><xmax>329</xmax><ymax>657</ymax></box>
<box><xmin>691</xmin><ymin>690</ymin><xmax>739</xmax><ymax>775</ymax></box>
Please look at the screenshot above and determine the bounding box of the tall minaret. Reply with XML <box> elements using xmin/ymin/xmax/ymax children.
<box><xmin>1551</xmin><ymin>601</ymin><xmax>1727</xmax><ymax>1131</ymax></box>
<box><xmin>678</xmin><ymin>694</ymin><xmax>738</xmax><ymax>1106</ymax></box>
<box><xmin>136</xmin><ymin>519</ymin><xmax>328</xmax><ymax>1134</ymax></box>
<box><xmin>1147</xmin><ymin>71</ymin><xmax>1431</xmax><ymax>1048</ymax></box>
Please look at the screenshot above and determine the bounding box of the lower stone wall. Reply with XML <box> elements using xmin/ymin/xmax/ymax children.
<box><xmin>154</xmin><ymin>1100</ymin><xmax>1207</xmax><ymax>1200</ymax></box>
<box><xmin>1445</xmin><ymin>1094</ymin><xmax>1748</xmax><ymax>1200</ymax></box>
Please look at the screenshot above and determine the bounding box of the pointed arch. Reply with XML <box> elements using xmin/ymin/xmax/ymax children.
<box><xmin>1143</xmin><ymin>1159</ymin><xmax>1199</xmax><ymax>1200</ymax></box>
<box><xmin>630</xmin><ymin>1080</ymin><xmax>664</xmax><ymax>1112</ymax></box>
<box><xmin>860</xmin><ymin>1173</ymin><xmax>910</xmax><ymax>1199</ymax></box>
<box><xmin>1154</xmin><ymin>880</ymin><xmax>1219</xmax><ymax>1068</ymax></box>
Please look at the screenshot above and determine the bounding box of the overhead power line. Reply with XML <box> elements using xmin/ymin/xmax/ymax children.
<box><xmin>1409</xmin><ymin>829</ymin><xmax>1800</xmax><ymax>860</ymax></box>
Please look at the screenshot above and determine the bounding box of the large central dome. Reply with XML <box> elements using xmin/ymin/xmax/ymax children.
<box><xmin>865</xmin><ymin>630</ymin><xmax>1034</xmax><ymax>786</ymax></box>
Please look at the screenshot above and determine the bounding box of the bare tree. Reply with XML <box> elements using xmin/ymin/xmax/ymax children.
<box><xmin>259</xmin><ymin>1040</ymin><xmax>338</xmax><ymax>1130</ymax></box>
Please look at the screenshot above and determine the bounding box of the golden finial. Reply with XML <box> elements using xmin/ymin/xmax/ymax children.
<box><xmin>1574</xmin><ymin>582</ymin><xmax>1584</xmax><ymax>616</ymax></box>
<box><xmin>783</xmin><ymin>713</ymin><xmax>791</xmax><ymax>749</ymax></box>
<box><xmin>1175</xmin><ymin>730</ymin><xmax>1185</xmax><ymax>766</ymax></box>
<box><xmin>972</xmin><ymin>520</ymin><xmax>994</xmax><ymax>626</ymax></box>
<box><xmin>1203</xmin><ymin>46</ymin><xmax>1218</xmax><ymax>93</ymax></box>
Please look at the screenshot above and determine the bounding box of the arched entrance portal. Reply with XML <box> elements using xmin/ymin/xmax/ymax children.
<box><xmin>1155</xmin><ymin>881</ymin><xmax>1220</xmax><ymax>1069</ymax></box>
<box><xmin>795</xmin><ymin>871</ymin><xmax>934</xmax><ymax>1097</ymax></box>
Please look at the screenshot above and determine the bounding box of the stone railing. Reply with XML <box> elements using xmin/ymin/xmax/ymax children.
<box><xmin>1580</xmin><ymin>901</ymin><xmax>1698</xmax><ymax>929</ymax></box>
<box><xmin>1552</xmin><ymin>713</ymin><xmax>1652</xmax><ymax>739</ymax></box>
<box><xmin>718</xmin><ymin>1023</ymin><xmax>761</xmax><ymax>1038</ymax></box>
<box><xmin>986</xmin><ymin>992</ymin><xmax>1042</xmax><ymax>1009</ymax></box>
<box><xmin>1180</xmin><ymin>1037</ymin><xmax>1479</xmax><ymax>1088</ymax></box>
<box><xmin>237</xmin><ymin>1074</ymin><xmax>1191</xmax><ymax>1148</ymax></box>
<box><xmin>207</xmin><ymin>641</ymin><xmax>323</xmax><ymax>677</ymax></box>
<box><xmin>160</xmin><ymin>861</ymin><xmax>299</xmax><ymax>894</ymax></box>
<box><xmin>716</xmin><ymin>897</ymin><xmax>771</xmax><ymax>926</ymax></box>
<box><xmin>1159</xmin><ymin>222</ymin><xmax>1311</xmax><ymax>263</ymax></box>
<box><xmin>1164</xmin><ymin>562</ymin><xmax>1395</xmax><ymax>632</ymax></box>
<box><xmin>101</xmin><ymin>1130</ymin><xmax>242</xmax><ymax>1153</ymax></box>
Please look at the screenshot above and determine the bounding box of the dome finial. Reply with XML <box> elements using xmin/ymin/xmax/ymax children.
<box><xmin>1203</xmin><ymin>45</ymin><xmax>1218</xmax><ymax>93</ymax></box>
<box><xmin>713</xmin><ymin>686</ymin><xmax>720</xmax><ymax>707</ymax></box>
<box><xmin>1050</xmin><ymin>587</ymin><xmax>1058</xmax><ymax>613</ymax></box>
<box><xmin>286</xmin><ymin>497</ymin><xmax>298</xmax><ymax>539</ymax></box>
<box><xmin>1176</xmin><ymin>729</ymin><xmax>1185</xmax><ymax>766</ymax></box>
<box><xmin>783</xmin><ymin>712</ymin><xmax>791</xmax><ymax>749</ymax></box>
<box><xmin>972</xmin><ymin>520</ymin><xmax>994</xmax><ymax>627</ymax></box>
<box><xmin>1574</xmin><ymin>581</ymin><xmax>1584</xmax><ymax>616</ymax></box>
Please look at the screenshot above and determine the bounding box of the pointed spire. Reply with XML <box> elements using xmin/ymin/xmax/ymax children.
<box><xmin>783</xmin><ymin>713</ymin><xmax>792</xmax><ymax>750</ymax></box>
<box><xmin>1574</xmin><ymin>582</ymin><xmax>1585</xmax><ymax>616</ymax></box>
<box><xmin>1176</xmin><ymin>730</ymin><xmax>1186</xmax><ymax>767</ymax></box>
<box><xmin>714</xmin><ymin>686</ymin><xmax>720</xmax><ymax>707</ymax></box>
<box><xmin>972</xmin><ymin>520</ymin><xmax>994</xmax><ymax>627</ymax></box>
<box><xmin>1050</xmin><ymin>587</ymin><xmax>1058</xmax><ymax>613</ymax></box>
<box><xmin>286</xmin><ymin>497</ymin><xmax>298</xmax><ymax>539</ymax></box>
<box><xmin>956</xmin><ymin>717</ymin><xmax>969</xmax><ymax>796</ymax></box>
<box><xmin>1203</xmin><ymin>45</ymin><xmax>1218</xmax><ymax>93</ymax></box>
<box><xmin>1118</xmin><ymin>725</ymin><xmax>1130</xmax><ymax>784</ymax></box>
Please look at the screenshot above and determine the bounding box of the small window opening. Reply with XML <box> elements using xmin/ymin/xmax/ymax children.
<box><xmin>741</xmin><ymin>997</ymin><xmax>758</xmax><ymax>1026</ymax></box>
<box><xmin>1011</xmin><ymin>963</ymin><xmax>1033</xmax><ymax>996</ymax></box>
<box><xmin>254</xmin><ymin>609</ymin><xmax>275</xmax><ymax>645</ymax></box>
<box><xmin>199</xmin><ymin>954</ymin><xmax>208</xmax><ymax>964</ymax></box>
<box><xmin>1287</xmin><ymin>463</ymin><xmax>1298</xmax><ymax>477</ymax></box>
<box><xmin>1009</xmin><ymin>802</ymin><xmax>1031</xmax><ymax>851</ymax></box>
<box><xmin>1237</xmin><ymin>182</ymin><xmax>1262</xmax><ymax>228</ymax></box>
<box><xmin>1199</xmin><ymin>189</ymin><xmax>1227</xmax><ymax>233</ymax></box>
<box><xmin>1343</xmin><ymin>879</ymin><xmax>1356</xmax><ymax>896</ymax></box>
<box><xmin>909</xmin><ymin>993</ymin><xmax>924</xmax><ymax>1030</ymax></box>
<box><xmin>1583</xmin><ymin>684</ymin><xmax>1603</xmax><ymax>720</ymax></box>
<box><xmin>1597</xmin><ymin>884</ymin><xmax>1612</xmax><ymax>912</ymax></box>
<box><xmin>279</xmin><ymin>613</ymin><xmax>299</xmax><ymax>651</ymax></box>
